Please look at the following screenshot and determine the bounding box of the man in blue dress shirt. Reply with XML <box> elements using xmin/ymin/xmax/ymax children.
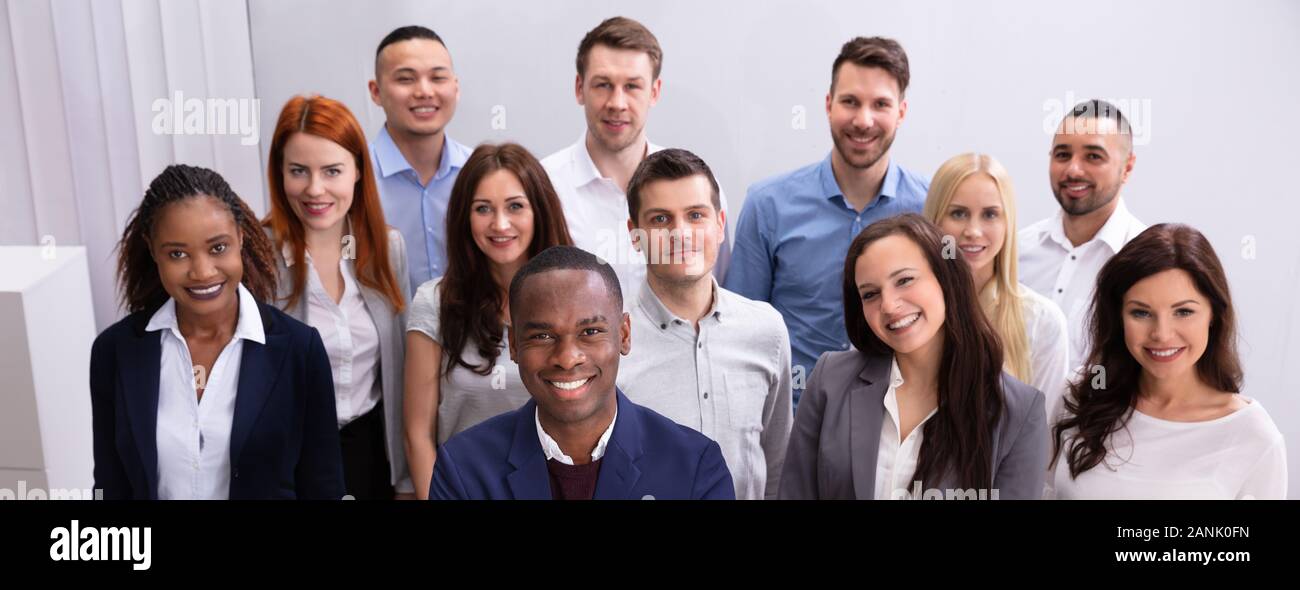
<box><xmin>725</xmin><ymin>37</ymin><xmax>929</xmax><ymax>407</ymax></box>
<box><xmin>367</xmin><ymin>25</ymin><xmax>473</xmax><ymax>291</ymax></box>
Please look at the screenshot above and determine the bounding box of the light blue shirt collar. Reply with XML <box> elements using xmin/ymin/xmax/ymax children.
<box><xmin>818</xmin><ymin>153</ymin><xmax>902</xmax><ymax>210</ymax></box>
<box><xmin>372</xmin><ymin>125</ymin><xmax>463</xmax><ymax>183</ymax></box>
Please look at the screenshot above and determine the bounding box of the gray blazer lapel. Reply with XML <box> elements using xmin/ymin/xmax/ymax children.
<box><xmin>849</xmin><ymin>353</ymin><xmax>893</xmax><ymax>500</ymax></box>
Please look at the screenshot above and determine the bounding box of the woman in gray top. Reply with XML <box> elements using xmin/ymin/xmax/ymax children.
<box><xmin>780</xmin><ymin>214</ymin><xmax>1048</xmax><ymax>500</ymax></box>
<box><xmin>404</xmin><ymin>143</ymin><xmax>574</xmax><ymax>499</ymax></box>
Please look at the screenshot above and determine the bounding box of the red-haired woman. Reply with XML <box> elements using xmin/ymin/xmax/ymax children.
<box><xmin>264</xmin><ymin>95</ymin><xmax>413</xmax><ymax>500</ymax></box>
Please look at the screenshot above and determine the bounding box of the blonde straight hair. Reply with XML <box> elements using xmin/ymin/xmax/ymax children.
<box><xmin>922</xmin><ymin>153</ymin><xmax>1032</xmax><ymax>383</ymax></box>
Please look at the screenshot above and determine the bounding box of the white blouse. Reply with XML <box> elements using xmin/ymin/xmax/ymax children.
<box><xmin>875</xmin><ymin>357</ymin><xmax>937</xmax><ymax>499</ymax></box>
<box><xmin>1017</xmin><ymin>283</ymin><xmax>1071</xmax><ymax>424</ymax></box>
<box><xmin>147</xmin><ymin>283</ymin><xmax>265</xmax><ymax>500</ymax></box>
<box><xmin>302</xmin><ymin>251</ymin><xmax>381</xmax><ymax>428</ymax></box>
<box><xmin>1047</xmin><ymin>398</ymin><xmax>1288</xmax><ymax>499</ymax></box>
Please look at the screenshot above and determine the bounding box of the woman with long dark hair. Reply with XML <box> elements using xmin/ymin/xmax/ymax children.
<box><xmin>1049</xmin><ymin>224</ymin><xmax>1286</xmax><ymax>499</ymax></box>
<box><xmin>403</xmin><ymin>142</ymin><xmax>574</xmax><ymax>499</ymax></box>
<box><xmin>780</xmin><ymin>213</ymin><xmax>1047</xmax><ymax>500</ymax></box>
<box><xmin>91</xmin><ymin>164</ymin><xmax>344</xmax><ymax>499</ymax></box>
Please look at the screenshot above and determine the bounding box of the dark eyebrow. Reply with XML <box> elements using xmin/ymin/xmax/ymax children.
<box><xmin>472</xmin><ymin>195</ymin><xmax>527</xmax><ymax>205</ymax></box>
<box><xmin>858</xmin><ymin>267</ymin><xmax>918</xmax><ymax>290</ymax></box>
<box><xmin>642</xmin><ymin>205</ymin><xmax>711</xmax><ymax>216</ymax></box>
<box><xmin>158</xmin><ymin>241</ymin><xmax>187</xmax><ymax>249</ymax></box>
<box><xmin>522</xmin><ymin>321</ymin><xmax>552</xmax><ymax>331</ymax></box>
<box><xmin>577</xmin><ymin>316</ymin><xmax>607</xmax><ymax>326</ymax></box>
<box><xmin>206</xmin><ymin>234</ymin><xmax>233</xmax><ymax>244</ymax></box>
<box><xmin>1127</xmin><ymin>300</ymin><xmax>1200</xmax><ymax>309</ymax></box>
<box><xmin>392</xmin><ymin>66</ymin><xmax>449</xmax><ymax>75</ymax></box>
<box><xmin>1054</xmin><ymin>142</ymin><xmax>1110</xmax><ymax>154</ymax></box>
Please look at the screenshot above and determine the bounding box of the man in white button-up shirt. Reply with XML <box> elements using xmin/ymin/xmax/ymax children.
<box><xmin>1019</xmin><ymin>99</ymin><xmax>1147</xmax><ymax>381</ymax></box>
<box><xmin>541</xmin><ymin>17</ymin><xmax>730</xmax><ymax>306</ymax></box>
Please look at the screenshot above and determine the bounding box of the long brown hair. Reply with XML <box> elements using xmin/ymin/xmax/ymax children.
<box><xmin>263</xmin><ymin>94</ymin><xmax>406</xmax><ymax>312</ymax></box>
<box><xmin>842</xmin><ymin>214</ymin><xmax>1005</xmax><ymax>490</ymax></box>
<box><xmin>1053</xmin><ymin>224</ymin><xmax>1242</xmax><ymax>478</ymax></box>
<box><xmin>440</xmin><ymin>143</ymin><xmax>573</xmax><ymax>376</ymax></box>
<box><xmin>116</xmin><ymin>164</ymin><xmax>276</xmax><ymax>314</ymax></box>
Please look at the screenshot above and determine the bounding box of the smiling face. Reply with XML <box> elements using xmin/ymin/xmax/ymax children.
<box><xmin>509</xmin><ymin>269</ymin><xmax>630</xmax><ymax>426</ymax></box>
<box><xmin>149</xmin><ymin>196</ymin><xmax>244</xmax><ymax>318</ymax></box>
<box><xmin>1049</xmin><ymin>116</ymin><xmax>1135</xmax><ymax>217</ymax></box>
<box><xmin>281</xmin><ymin>132</ymin><xmax>358</xmax><ymax>234</ymax></box>
<box><xmin>935</xmin><ymin>173</ymin><xmax>1006</xmax><ymax>289</ymax></box>
<box><xmin>369</xmin><ymin>38</ymin><xmax>459</xmax><ymax>139</ymax></box>
<box><xmin>1122</xmin><ymin>268</ymin><xmax>1213</xmax><ymax>383</ymax></box>
<box><xmin>470</xmin><ymin>169</ymin><xmax>535</xmax><ymax>268</ymax></box>
<box><xmin>826</xmin><ymin>63</ymin><xmax>906</xmax><ymax>171</ymax></box>
<box><xmin>576</xmin><ymin>44</ymin><xmax>661</xmax><ymax>155</ymax></box>
<box><xmin>630</xmin><ymin>174</ymin><xmax>725</xmax><ymax>285</ymax></box>
<box><xmin>854</xmin><ymin>234</ymin><xmax>946</xmax><ymax>356</ymax></box>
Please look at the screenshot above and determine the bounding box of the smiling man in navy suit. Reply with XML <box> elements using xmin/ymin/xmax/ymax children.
<box><xmin>430</xmin><ymin>246</ymin><xmax>734</xmax><ymax>500</ymax></box>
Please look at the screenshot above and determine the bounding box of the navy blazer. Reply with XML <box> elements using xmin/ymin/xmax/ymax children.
<box><xmin>89</xmin><ymin>299</ymin><xmax>345</xmax><ymax>500</ymax></box>
<box><xmin>431</xmin><ymin>391</ymin><xmax>735</xmax><ymax>500</ymax></box>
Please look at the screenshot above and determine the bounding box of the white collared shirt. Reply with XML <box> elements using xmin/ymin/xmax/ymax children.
<box><xmin>1018</xmin><ymin>198</ymin><xmax>1146</xmax><ymax>374</ymax></box>
<box><xmin>147</xmin><ymin>283</ymin><xmax>266</xmax><ymax>500</ymax></box>
<box><xmin>535</xmin><ymin>407</ymin><xmax>617</xmax><ymax>466</ymax></box>
<box><xmin>875</xmin><ymin>357</ymin><xmax>938</xmax><ymax>500</ymax></box>
<box><xmin>1017</xmin><ymin>283</ymin><xmax>1071</xmax><ymax>424</ymax></box>
<box><xmin>284</xmin><ymin>241</ymin><xmax>381</xmax><ymax>428</ymax></box>
<box><xmin>540</xmin><ymin>134</ymin><xmax>731</xmax><ymax>308</ymax></box>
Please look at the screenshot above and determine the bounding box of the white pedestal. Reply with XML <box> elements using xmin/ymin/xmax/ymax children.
<box><xmin>0</xmin><ymin>246</ymin><xmax>97</xmax><ymax>499</ymax></box>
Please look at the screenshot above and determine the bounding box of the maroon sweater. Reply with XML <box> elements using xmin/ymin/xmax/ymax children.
<box><xmin>546</xmin><ymin>458</ymin><xmax>603</xmax><ymax>500</ymax></box>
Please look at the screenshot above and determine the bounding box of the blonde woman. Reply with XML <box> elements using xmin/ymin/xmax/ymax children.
<box><xmin>923</xmin><ymin>153</ymin><xmax>1070</xmax><ymax>421</ymax></box>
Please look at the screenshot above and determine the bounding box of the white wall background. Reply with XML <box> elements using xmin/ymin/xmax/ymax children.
<box><xmin>2</xmin><ymin>0</ymin><xmax>1298</xmax><ymax>497</ymax></box>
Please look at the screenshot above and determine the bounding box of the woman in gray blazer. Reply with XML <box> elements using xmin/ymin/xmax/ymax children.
<box><xmin>262</xmin><ymin>95</ymin><xmax>412</xmax><ymax>499</ymax></box>
<box><xmin>780</xmin><ymin>214</ymin><xmax>1047</xmax><ymax>500</ymax></box>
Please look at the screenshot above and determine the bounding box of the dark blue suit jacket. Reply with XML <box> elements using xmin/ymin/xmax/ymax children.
<box><xmin>89</xmin><ymin>300</ymin><xmax>345</xmax><ymax>500</ymax></box>
<box><xmin>430</xmin><ymin>391</ymin><xmax>735</xmax><ymax>500</ymax></box>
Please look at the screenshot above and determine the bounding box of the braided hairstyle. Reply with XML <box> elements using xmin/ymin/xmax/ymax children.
<box><xmin>116</xmin><ymin>164</ymin><xmax>277</xmax><ymax>314</ymax></box>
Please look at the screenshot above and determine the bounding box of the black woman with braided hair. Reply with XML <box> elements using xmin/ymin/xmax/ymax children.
<box><xmin>90</xmin><ymin>164</ymin><xmax>345</xmax><ymax>500</ymax></box>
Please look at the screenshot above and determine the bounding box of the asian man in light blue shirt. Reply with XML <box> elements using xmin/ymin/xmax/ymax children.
<box><xmin>367</xmin><ymin>25</ymin><xmax>472</xmax><ymax>291</ymax></box>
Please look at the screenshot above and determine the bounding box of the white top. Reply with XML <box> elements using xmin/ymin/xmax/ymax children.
<box><xmin>540</xmin><ymin>134</ymin><xmax>732</xmax><ymax>307</ymax></box>
<box><xmin>1018</xmin><ymin>198</ymin><xmax>1146</xmax><ymax>375</ymax></box>
<box><xmin>536</xmin><ymin>408</ymin><xmax>617</xmax><ymax>466</ymax></box>
<box><xmin>1017</xmin><ymin>283</ymin><xmax>1071</xmax><ymax>424</ymax></box>
<box><xmin>1047</xmin><ymin>399</ymin><xmax>1288</xmax><ymax>499</ymax></box>
<box><xmin>406</xmin><ymin>277</ymin><xmax>532</xmax><ymax>445</ymax></box>
<box><xmin>147</xmin><ymin>283</ymin><xmax>266</xmax><ymax>500</ymax></box>
<box><xmin>875</xmin><ymin>357</ymin><xmax>938</xmax><ymax>500</ymax></box>
<box><xmin>295</xmin><ymin>247</ymin><xmax>381</xmax><ymax>428</ymax></box>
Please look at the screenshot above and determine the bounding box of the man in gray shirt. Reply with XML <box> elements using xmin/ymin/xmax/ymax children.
<box><xmin>616</xmin><ymin>148</ymin><xmax>793</xmax><ymax>499</ymax></box>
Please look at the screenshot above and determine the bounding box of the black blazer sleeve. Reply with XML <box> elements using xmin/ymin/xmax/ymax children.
<box><xmin>294</xmin><ymin>328</ymin><xmax>346</xmax><ymax>499</ymax></box>
<box><xmin>90</xmin><ymin>330</ymin><xmax>132</xmax><ymax>500</ymax></box>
